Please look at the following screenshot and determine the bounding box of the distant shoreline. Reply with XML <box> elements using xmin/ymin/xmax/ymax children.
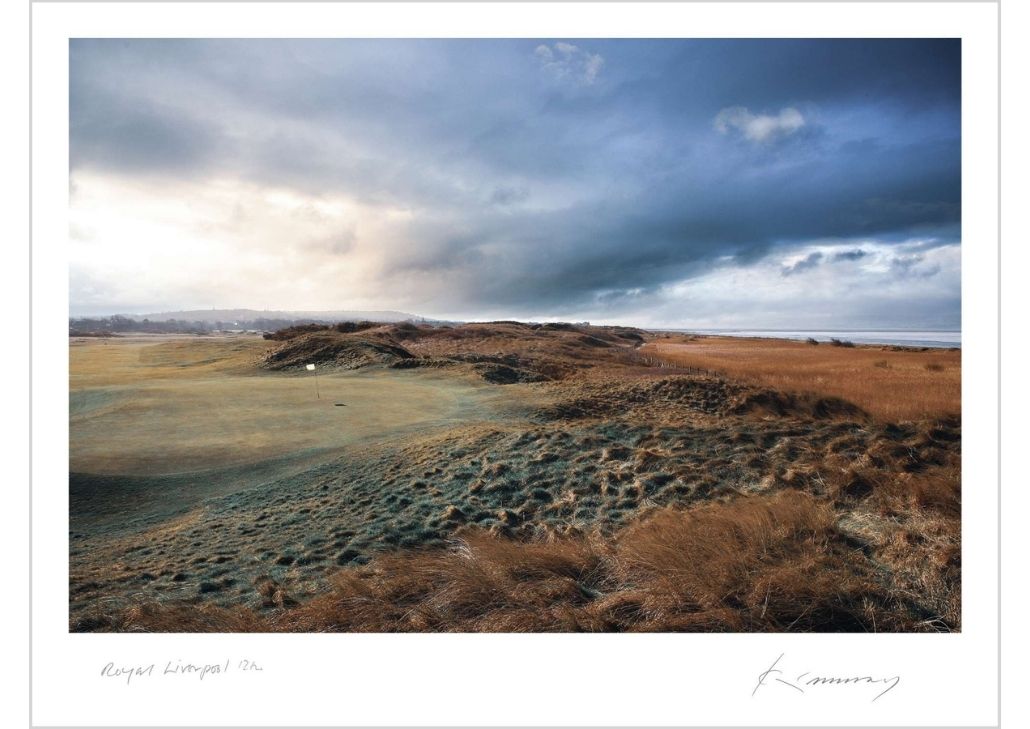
<box><xmin>662</xmin><ymin>329</ymin><xmax>961</xmax><ymax>349</ymax></box>
<box><xmin>68</xmin><ymin>323</ymin><xmax>962</xmax><ymax>349</ymax></box>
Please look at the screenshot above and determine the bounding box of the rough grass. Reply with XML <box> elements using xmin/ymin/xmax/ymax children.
<box><xmin>642</xmin><ymin>336</ymin><xmax>959</xmax><ymax>421</ymax></box>
<box><xmin>87</xmin><ymin>491</ymin><xmax>946</xmax><ymax>633</ymax></box>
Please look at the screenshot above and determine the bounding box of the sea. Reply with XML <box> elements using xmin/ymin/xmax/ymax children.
<box><xmin>668</xmin><ymin>329</ymin><xmax>961</xmax><ymax>349</ymax></box>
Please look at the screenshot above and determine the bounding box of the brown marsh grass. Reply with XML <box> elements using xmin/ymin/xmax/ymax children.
<box><xmin>642</xmin><ymin>336</ymin><xmax>959</xmax><ymax>421</ymax></box>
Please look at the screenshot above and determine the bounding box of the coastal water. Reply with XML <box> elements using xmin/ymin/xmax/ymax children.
<box><xmin>674</xmin><ymin>329</ymin><xmax>961</xmax><ymax>348</ymax></box>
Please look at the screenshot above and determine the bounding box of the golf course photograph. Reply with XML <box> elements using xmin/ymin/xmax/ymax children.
<box><xmin>68</xmin><ymin>37</ymin><xmax>962</xmax><ymax>633</ymax></box>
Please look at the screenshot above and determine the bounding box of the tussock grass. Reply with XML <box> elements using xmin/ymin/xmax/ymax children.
<box><xmin>815</xmin><ymin>434</ymin><xmax>961</xmax><ymax>628</ymax></box>
<box><xmin>91</xmin><ymin>492</ymin><xmax>937</xmax><ymax>633</ymax></box>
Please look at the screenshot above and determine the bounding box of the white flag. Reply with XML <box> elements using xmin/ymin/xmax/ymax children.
<box><xmin>306</xmin><ymin>363</ymin><xmax>316</xmax><ymax>371</ymax></box>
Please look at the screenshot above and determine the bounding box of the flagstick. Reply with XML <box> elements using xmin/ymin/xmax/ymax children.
<box><xmin>306</xmin><ymin>363</ymin><xmax>320</xmax><ymax>399</ymax></box>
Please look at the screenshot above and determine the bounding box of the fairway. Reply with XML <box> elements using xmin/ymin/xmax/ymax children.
<box><xmin>70</xmin><ymin>335</ymin><xmax>530</xmax><ymax>477</ymax></box>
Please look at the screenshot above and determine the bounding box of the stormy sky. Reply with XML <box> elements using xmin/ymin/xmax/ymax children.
<box><xmin>69</xmin><ymin>39</ymin><xmax>961</xmax><ymax>329</ymax></box>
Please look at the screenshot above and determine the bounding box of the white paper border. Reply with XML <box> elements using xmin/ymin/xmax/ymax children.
<box><xmin>31</xmin><ymin>3</ymin><xmax>999</xmax><ymax>726</ymax></box>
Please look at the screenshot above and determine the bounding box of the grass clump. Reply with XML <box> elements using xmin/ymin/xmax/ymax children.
<box><xmin>91</xmin><ymin>491</ymin><xmax>938</xmax><ymax>633</ymax></box>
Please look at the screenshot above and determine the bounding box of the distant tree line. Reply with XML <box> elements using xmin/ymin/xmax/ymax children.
<box><xmin>68</xmin><ymin>315</ymin><xmax>359</xmax><ymax>336</ymax></box>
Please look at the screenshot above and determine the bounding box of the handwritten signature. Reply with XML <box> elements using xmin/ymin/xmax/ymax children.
<box><xmin>753</xmin><ymin>653</ymin><xmax>900</xmax><ymax>702</ymax></box>
<box><xmin>101</xmin><ymin>659</ymin><xmax>263</xmax><ymax>685</ymax></box>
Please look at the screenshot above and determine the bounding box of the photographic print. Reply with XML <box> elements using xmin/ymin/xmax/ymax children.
<box><xmin>67</xmin><ymin>37</ymin><xmax>961</xmax><ymax>634</ymax></box>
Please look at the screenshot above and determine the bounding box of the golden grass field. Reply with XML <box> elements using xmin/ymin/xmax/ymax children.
<box><xmin>641</xmin><ymin>336</ymin><xmax>960</xmax><ymax>422</ymax></box>
<box><xmin>70</xmin><ymin>324</ymin><xmax>961</xmax><ymax>633</ymax></box>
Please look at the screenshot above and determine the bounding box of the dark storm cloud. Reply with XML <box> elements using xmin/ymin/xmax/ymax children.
<box><xmin>782</xmin><ymin>252</ymin><xmax>823</xmax><ymax>276</ymax></box>
<box><xmin>630</xmin><ymin>39</ymin><xmax>960</xmax><ymax>117</ymax></box>
<box><xmin>69</xmin><ymin>39</ymin><xmax>960</xmax><ymax>325</ymax></box>
<box><xmin>832</xmin><ymin>249</ymin><xmax>869</xmax><ymax>262</ymax></box>
<box><xmin>890</xmin><ymin>253</ymin><xmax>941</xmax><ymax>279</ymax></box>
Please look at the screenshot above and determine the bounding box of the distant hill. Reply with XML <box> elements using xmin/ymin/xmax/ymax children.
<box><xmin>127</xmin><ymin>309</ymin><xmax>421</xmax><ymax>324</ymax></box>
<box><xmin>69</xmin><ymin>308</ymin><xmax>439</xmax><ymax>336</ymax></box>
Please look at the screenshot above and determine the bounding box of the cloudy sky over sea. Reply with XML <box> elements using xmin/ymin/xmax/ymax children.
<box><xmin>70</xmin><ymin>39</ymin><xmax>961</xmax><ymax>328</ymax></box>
